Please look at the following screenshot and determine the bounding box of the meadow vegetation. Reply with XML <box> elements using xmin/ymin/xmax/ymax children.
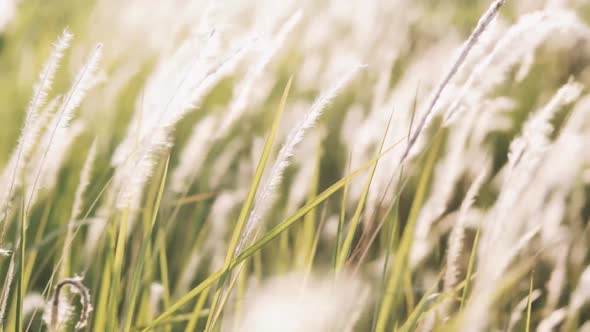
<box><xmin>0</xmin><ymin>0</ymin><xmax>590</xmax><ymax>331</ymax></box>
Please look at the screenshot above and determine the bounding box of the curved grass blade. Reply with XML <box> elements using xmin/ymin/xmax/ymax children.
<box><xmin>204</xmin><ymin>77</ymin><xmax>293</xmax><ymax>330</ymax></box>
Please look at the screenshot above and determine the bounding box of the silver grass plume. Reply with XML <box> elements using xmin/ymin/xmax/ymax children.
<box><xmin>485</xmin><ymin>80</ymin><xmax>580</xmax><ymax>283</ymax></box>
<box><xmin>411</xmin><ymin>108</ymin><xmax>479</xmax><ymax>266</ymax></box>
<box><xmin>227</xmin><ymin>273</ymin><xmax>368</xmax><ymax>332</ymax></box>
<box><xmin>400</xmin><ymin>0</ymin><xmax>507</xmax><ymax>163</ymax></box>
<box><xmin>112</xmin><ymin>32</ymin><xmax>252</xmax><ymax>212</ymax></box>
<box><xmin>462</xmin><ymin>81</ymin><xmax>583</xmax><ymax>332</ymax></box>
<box><xmin>0</xmin><ymin>29</ymin><xmax>72</xmax><ymax>227</ymax></box>
<box><xmin>568</xmin><ymin>265</ymin><xmax>590</xmax><ymax>318</ymax></box>
<box><xmin>171</xmin><ymin>11</ymin><xmax>302</xmax><ymax>194</ymax></box>
<box><xmin>235</xmin><ymin>64</ymin><xmax>365</xmax><ymax>255</ymax></box>
<box><xmin>14</xmin><ymin>43</ymin><xmax>100</xmax><ymax>323</ymax></box>
<box><xmin>445</xmin><ymin>9</ymin><xmax>590</xmax><ymax>124</ymax></box>
<box><xmin>26</xmin><ymin>121</ymin><xmax>85</xmax><ymax>205</ymax></box>
<box><xmin>26</xmin><ymin>43</ymin><xmax>102</xmax><ymax>209</ymax></box>
<box><xmin>216</xmin><ymin>10</ymin><xmax>302</xmax><ymax>138</ymax></box>
<box><xmin>69</xmin><ymin>140</ymin><xmax>97</xmax><ymax>223</ymax></box>
<box><xmin>443</xmin><ymin>168</ymin><xmax>488</xmax><ymax>294</ymax></box>
<box><xmin>0</xmin><ymin>32</ymin><xmax>77</xmax><ymax>323</ymax></box>
<box><xmin>504</xmin><ymin>81</ymin><xmax>583</xmax><ymax>184</ymax></box>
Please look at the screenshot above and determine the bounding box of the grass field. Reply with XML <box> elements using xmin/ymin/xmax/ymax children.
<box><xmin>1</xmin><ymin>0</ymin><xmax>590</xmax><ymax>331</ymax></box>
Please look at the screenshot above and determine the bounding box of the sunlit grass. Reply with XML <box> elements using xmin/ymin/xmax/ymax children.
<box><xmin>0</xmin><ymin>0</ymin><xmax>589</xmax><ymax>331</ymax></box>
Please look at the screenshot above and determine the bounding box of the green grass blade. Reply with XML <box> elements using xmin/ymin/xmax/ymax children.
<box><xmin>93</xmin><ymin>240</ymin><xmax>113</xmax><ymax>331</ymax></box>
<box><xmin>233</xmin><ymin>142</ymin><xmax>402</xmax><ymax>267</ymax></box>
<box><xmin>141</xmin><ymin>269</ymin><xmax>225</xmax><ymax>332</ymax></box>
<box><xmin>304</xmin><ymin>204</ymin><xmax>329</xmax><ymax>276</ymax></box>
<box><xmin>122</xmin><ymin>155</ymin><xmax>170</xmax><ymax>332</ymax></box>
<box><xmin>336</xmin><ymin>109</ymin><xmax>394</xmax><ymax>270</ymax></box>
<box><xmin>525</xmin><ymin>273</ymin><xmax>534</xmax><ymax>332</ymax></box>
<box><xmin>158</xmin><ymin>232</ymin><xmax>172</xmax><ymax>332</ymax></box>
<box><xmin>22</xmin><ymin>202</ymin><xmax>51</xmax><ymax>294</ymax></box>
<box><xmin>375</xmin><ymin>134</ymin><xmax>442</xmax><ymax>332</ymax></box>
<box><xmin>16</xmin><ymin>197</ymin><xmax>25</xmax><ymax>332</ymax></box>
<box><xmin>141</xmin><ymin>139</ymin><xmax>402</xmax><ymax>331</ymax></box>
<box><xmin>297</xmin><ymin>143</ymin><xmax>321</xmax><ymax>269</ymax></box>
<box><xmin>333</xmin><ymin>154</ymin><xmax>351</xmax><ymax>269</ymax></box>
<box><xmin>205</xmin><ymin>77</ymin><xmax>293</xmax><ymax>330</ymax></box>
<box><xmin>107</xmin><ymin>207</ymin><xmax>129</xmax><ymax>331</ymax></box>
<box><xmin>398</xmin><ymin>275</ymin><xmax>441</xmax><ymax>332</ymax></box>
<box><xmin>184</xmin><ymin>288</ymin><xmax>210</xmax><ymax>332</ymax></box>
